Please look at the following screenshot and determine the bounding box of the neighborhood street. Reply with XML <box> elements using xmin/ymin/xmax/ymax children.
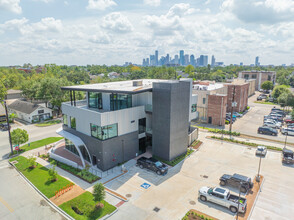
<box><xmin>0</xmin><ymin>123</ymin><xmax>63</xmax><ymax>219</ymax></box>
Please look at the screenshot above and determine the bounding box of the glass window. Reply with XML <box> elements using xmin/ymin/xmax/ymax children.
<box><xmin>203</xmin><ymin>98</ymin><xmax>206</xmax><ymax>104</ymax></box>
<box><xmin>191</xmin><ymin>104</ymin><xmax>197</xmax><ymax>113</ymax></box>
<box><xmin>70</xmin><ymin>117</ymin><xmax>76</xmax><ymax>130</ymax></box>
<box><xmin>244</xmin><ymin>74</ymin><xmax>249</xmax><ymax>79</ymax></box>
<box><xmin>110</xmin><ymin>93</ymin><xmax>132</xmax><ymax>111</ymax></box>
<box><xmin>268</xmin><ymin>75</ymin><xmax>271</xmax><ymax>81</ymax></box>
<box><xmin>63</xmin><ymin>114</ymin><xmax>68</xmax><ymax>126</ymax></box>
<box><xmin>65</xmin><ymin>138</ymin><xmax>79</xmax><ymax>156</ymax></box>
<box><xmin>139</xmin><ymin>118</ymin><xmax>146</xmax><ymax>134</ymax></box>
<box><xmin>90</xmin><ymin>123</ymin><xmax>118</xmax><ymax>140</ymax></box>
<box><xmin>88</xmin><ymin>92</ymin><xmax>102</xmax><ymax>109</ymax></box>
<box><xmin>79</xmin><ymin>145</ymin><xmax>90</xmax><ymax>163</ymax></box>
<box><xmin>252</xmin><ymin>74</ymin><xmax>257</xmax><ymax>79</ymax></box>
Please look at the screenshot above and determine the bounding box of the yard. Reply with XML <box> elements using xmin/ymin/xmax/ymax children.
<box><xmin>59</xmin><ymin>191</ymin><xmax>116</xmax><ymax>220</ymax></box>
<box><xmin>9</xmin><ymin>156</ymin><xmax>72</xmax><ymax>198</ymax></box>
<box><xmin>11</xmin><ymin>137</ymin><xmax>63</xmax><ymax>155</ymax></box>
<box><xmin>35</xmin><ymin>120</ymin><xmax>62</xmax><ymax>127</ymax></box>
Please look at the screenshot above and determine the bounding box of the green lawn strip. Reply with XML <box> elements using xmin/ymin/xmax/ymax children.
<box><xmin>196</xmin><ymin>126</ymin><xmax>240</xmax><ymax>136</ymax></box>
<box><xmin>9</xmin><ymin>156</ymin><xmax>72</xmax><ymax>198</ymax></box>
<box><xmin>210</xmin><ymin>136</ymin><xmax>282</xmax><ymax>151</ymax></box>
<box><xmin>11</xmin><ymin>137</ymin><xmax>64</xmax><ymax>155</ymax></box>
<box><xmin>154</xmin><ymin>149</ymin><xmax>194</xmax><ymax>167</ymax></box>
<box><xmin>59</xmin><ymin>191</ymin><xmax>116</xmax><ymax>220</ymax></box>
<box><xmin>49</xmin><ymin>158</ymin><xmax>100</xmax><ymax>183</ymax></box>
<box><xmin>35</xmin><ymin>120</ymin><xmax>62</xmax><ymax>127</ymax></box>
<box><xmin>254</xmin><ymin>101</ymin><xmax>277</xmax><ymax>105</ymax></box>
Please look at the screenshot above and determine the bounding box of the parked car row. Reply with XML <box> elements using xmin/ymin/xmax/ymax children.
<box><xmin>198</xmin><ymin>173</ymin><xmax>253</xmax><ymax>214</ymax></box>
<box><xmin>258</xmin><ymin>108</ymin><xmax>286</xmax><ymax>136</ymax></box>
<box><xmin>226</xmin><ymin>112</ymin><xmax>243</xmax><ymax>124</ymax></box>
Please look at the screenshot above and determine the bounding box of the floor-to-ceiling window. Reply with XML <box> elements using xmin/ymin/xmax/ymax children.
<box><xmin>79</xmin><ymin>145</ymin><xmax>90</xmax><ymax>163</ymax></box>
<box><xmin>63</xmin><ymin>114</ymin><xmax>68</xmax><ymax>126</ymax></box>
<box><xmin>65</xmin><ymin>138</ymin><xmax>79</xmax><ymax>156</ymax></box>
<box><xmin>110</xmin><ymin>93</ymin><xmax>132</xmax><ymax>111</ymax></box>
<box><xmin>139</xmin><ymin>118</ymin><xmax>146</xmax><ymax>134</ymax></box>
<box><xmin>91</xmin><ymin>123</ymin><xmax>118</xmax><ymax>140</ymax></box>
<box><xmin>70</xmin><ymin>117</ymin><xmax>76</xmax><ymax>130</ymax></box>
<box><xmin>88</xmin><ymin>92</ymin><xmax>103</xmax><ymax>109</ymax></box>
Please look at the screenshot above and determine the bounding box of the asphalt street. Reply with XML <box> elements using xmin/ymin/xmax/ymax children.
<box><xmin>0</xmin><ymin>123</ymin><xmax>63</xmax><ymax>219</ymax></box>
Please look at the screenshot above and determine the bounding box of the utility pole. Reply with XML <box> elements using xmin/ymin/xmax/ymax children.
<box><xmin>122</xmin><ymin>140</ymin><xmax>125</xmax><ymax>163</ymax></box>
<box><xmin>229</xmin><ymin>86</ymin><xmax>236</xmax><ymax>138</ymax></box>
<box><xmin>256</xmin><ymin>156</ymin><xmax>262</xmax><ymax>182</ymax></box>
<box><xmin>2</xmin><ymin>100</ymin><xmax>13</xmax><ymax>155</ymax></box>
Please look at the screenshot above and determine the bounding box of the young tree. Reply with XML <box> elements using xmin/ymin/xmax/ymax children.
<box><xmin>93</xmin><ymin>183</ymin><xmax>106</xmax><ymax>208</ymax></box>
<box><xmin>11</xmin><ymin>128</ymin><xmax>29</xmax><ymax>146</ymax></box>
<box><xmin>261</xmin><ymin>81</ymin><xmax>273</xmax><ymax>91</ymax></box>
<box><xmin>28</xmin><ymin>156</ymin><xmax>37</xmax><ymax>168</ymax></box>
<box><xmin>9</xmin><ymin>113</ymin><xmax>17</xmax><ymax>122</ymax></box>
<box><xmin>48</xmin><ymin>165</ymin><xmax>58</xmax><ymax>182</ymax></box>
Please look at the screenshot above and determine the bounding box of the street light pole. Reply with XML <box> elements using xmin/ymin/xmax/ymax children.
<box><xmin>2</xmin><ymin>100</ymin><xmax>13</xmax><ymax>155</ymax></box>
<box><xmin>236</xmin><ymin>181</ymin><xmax>243</xmax><ymax>220</ymax></box>
<box><xmin>121</xmin><ymin>139</ymin><xmax>125</xmax><ymax>163</ymax></box>
<box><xmin>256</xmin><ymin>156</ymin><xmax>262</xmax><ymax>182</ymax></box>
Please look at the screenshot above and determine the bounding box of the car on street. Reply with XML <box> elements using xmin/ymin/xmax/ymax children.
<box><xmin>282</xmin><ymin>148</ymin><xmax>294</xmax><ymax>164</ymax></box>
<box><xmin>136</xmin><ymin>157</ymin><xmax>168</xmax><ymax>175</ymax></box>
<box><xmin>265</xmin><ymin>119</ymin><xmax>282</xmax><ymax>127</ymax></box>
<box><xmin>256</xmin><ymin>146</ymin><xmax>267</xmax><ymax>157</ymax></box>
<box><xmin>258</xmin><ymin>126</ymin><xmax>278</xmax><ymax>136</ymax></box>
<box><xmin>281</xmin><ymin>128</ymin><xmax>294</xmax><ymax>136</ymax></box>
<box><xmin>219</xmin><ymin>173</ymin><xmax>253</xmax><ymax>193</ymax></box>
<box><xmin>257</xmin><ymin>96</ymin><xmax>263</xmax><ymax>101</ymax></box>
<box><xmin>198</xmin><ymin>186</ymin><xmax>247</xmax><ymax>213</ymax></box>
<box><xmin>284</xmin><ymin>118</ymin><xmax>294</xmax><ymax>124</ymax></box>
<box><xmin>233</xmin><ymin>112</ymin><xmax>243</xmax><ymax>117</ymax></box>
<box><xmin>260</xmin><ymin>94</ymin><xmax>268</xmax><ymax>99</ymax></box>
<box><xmin>226</xmin><ymin>113</ymin><xmax>237</xmax><ymax>118</ymax></box>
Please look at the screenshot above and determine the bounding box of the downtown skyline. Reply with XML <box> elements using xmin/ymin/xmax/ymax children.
<box><xmin>0</xmin><ymin>0</ymin><xmax>294</xmax><ymax>66</ymax></box>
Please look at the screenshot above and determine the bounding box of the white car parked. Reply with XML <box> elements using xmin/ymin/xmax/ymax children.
<box><xmin>264</xmin><ymin>121</ymin><xmax>280</xmax><ymax>129</ymax></box>
<box><xmin>256</xmin><ymin>146</ymin><xmax>267</xmax><ymax>156</ymax></box>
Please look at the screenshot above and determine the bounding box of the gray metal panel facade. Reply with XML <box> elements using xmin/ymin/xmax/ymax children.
<box><xmin>63</xmin><ymin>125</ymin><xmax>139</xmax><ymax>171</ymax></box>
<box><xmin>152</xmin><ymin>81</ymin><xmax>190</xmax><ymax>161</ymax></box>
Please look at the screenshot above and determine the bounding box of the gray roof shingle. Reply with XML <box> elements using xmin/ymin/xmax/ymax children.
<box><xmin>8</xmin><ymin>100</ymin><xmax>42</xmax><ymax>114</ymax></box>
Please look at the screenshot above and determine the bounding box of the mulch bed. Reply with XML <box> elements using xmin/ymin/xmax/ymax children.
<box><xmin>186</xmin><ymin>209</ymin><xmax>218</xmax><ymax>220</ymax></box>
<box><xmin>237</xmin><ymin>175</ymin><xmax>264</xmax><ymax>220</ymax></box>
<box><xmin>190</xmin><ymin>141</ymin><xmax>203</xmax><ymax>150</ymax></box>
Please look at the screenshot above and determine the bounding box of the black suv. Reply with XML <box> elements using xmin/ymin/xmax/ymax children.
<box><xmin>136</xmin><ymin>157</ymin><xmax>168</xmax><ymax>175</ymax></box>
<box><xmin>258</xmin><ymin>126</ymin><xmax>278</xmax><ymax>136</ymax></box>
<box><xmin>219</xmin><ymin>173</ymin><xmax>253</xmax><ymax>193</ymax></box>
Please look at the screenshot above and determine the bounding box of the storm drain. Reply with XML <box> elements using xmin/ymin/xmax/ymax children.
<box><xmin>153</xmin><ymin>207</ymin><xmax>160</xmax><ymax>212</ymax></box>
<box><xmin>189</xmin><ymin>200</ymin><xmax>196</xmax><ymax>205</ymax></box>
<box><xmin>200</xmin><ymin>175</ymin><xmax>208</xmax><ymax>178</ymax></box>
<box><xmin>126</xmin><ymin>194</ymin><xmax>132</xmax><ymax>198</ymax></box>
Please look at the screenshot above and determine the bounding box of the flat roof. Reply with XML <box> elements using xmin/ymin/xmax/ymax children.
<box><xmin>61</xmin><ymin>79</ymin><xmax>169</xmax><ymax>94</ymax></box>
<box><xmin>193</xmin><ymin>83</ymin><xmax>224</xmax><ymax>91</ymax></box>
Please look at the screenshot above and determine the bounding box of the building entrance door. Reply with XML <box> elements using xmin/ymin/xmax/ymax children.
<box><xmin>208</xmin><ymin>117</ymin><xmax>212</xmax><ymax>124</ymax></box>
<box><xmin>139</xmin><ymin>137</ymin><xmax>147</xmax><ymax>155</ymax></box>
<box><xmin>92</xmin><ymin>155</ymin><xmax>97</xmax><ymax>165</ymax></box>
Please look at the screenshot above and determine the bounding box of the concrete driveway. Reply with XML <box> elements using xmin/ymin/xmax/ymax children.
<box><xmin>106</xmin><ymin>135</ymin><xmax>294</xmax><ymax>220</ymax></box>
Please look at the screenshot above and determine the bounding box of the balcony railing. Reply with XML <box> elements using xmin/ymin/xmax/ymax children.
<box><xmin>145</xmin><ymin>104</ymin><xmax>152</xmax><ymax>113</ymax></box>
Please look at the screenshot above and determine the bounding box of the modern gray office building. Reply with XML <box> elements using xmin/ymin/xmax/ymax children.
<box><xmin>57</xmin><ymin>79</ymin><xmax>198</xmax><ymax>171</ymax></box>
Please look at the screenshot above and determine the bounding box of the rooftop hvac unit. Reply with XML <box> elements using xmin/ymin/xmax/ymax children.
<box><xmin>203</xmin><ymin>86</ymin><xmax>208</xmax><ymax>91</ymax></box>
<box><xmin>133</xmin><ymin>80</ymin><xmax>143</xmax><ymax>87</ymax></box>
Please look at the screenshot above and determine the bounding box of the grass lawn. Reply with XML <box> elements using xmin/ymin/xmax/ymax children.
<box><xmin>9</xmin><ymin>156</ymin><xmax>72</xmax><ymax>198</ymax></box>
<box><xmin>11</xmin><ymin>137</ymin><xmax>63</xmax><ymax>155</ymax></box>
<box><xmin>254</xmin><ymin>101</ymin><xmax>277</xmax><ymax>105</ymax></box>
<box><xmin>35</xmin><ymin>120</ymin><xmax>62</xmax><ymax>127</ymax></box>
<box><xmin>154</xmin><ymin>148</ymin><xmax>194</xmax><ymax>166</ymax></box>
<box><xmin>59</xmin><ymin>191</ymin><xmax>116</xmax><ymax>220</ymax></box>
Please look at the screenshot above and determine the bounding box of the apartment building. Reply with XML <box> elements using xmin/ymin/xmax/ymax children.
<box><xmin>238</xmin><ymin>71</ymin><xmax>276</xmax><ymax>90</ymax></box>
<box><xmin>59</xmin><ymin>79</ymin><xmax>197</xmax><ymax>171</ymax></box>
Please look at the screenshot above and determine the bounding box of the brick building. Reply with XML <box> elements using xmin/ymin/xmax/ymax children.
<box><xmin>225</xmin><ymin>82</ymin><xmax>249</xmax><ymax>113</ymax></box>
<box><xmin>238</xmin><ymin>71</ymin><xmax>276</xmax><ymax>90</ymax></box>
<box><xmin>207</xmin><ymin>94</ymin><xmax>227</xmax><ymax>126</ymax></box>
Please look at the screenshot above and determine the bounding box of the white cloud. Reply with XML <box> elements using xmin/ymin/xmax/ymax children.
<box><xmin>144</xmin><ymin>0</ymin><xmax>160</xmax><ymax>7</ymax></box>
<box><xmin>33</xmin><ymin>0</ymin><xmax>53</xmax><ymax>3</ymax></box>
<box><xmin>222</xmin><ymin>0</ymin><xmax>294</xmax><ymax>24</ymax></box>
<box><xmin>87</xmin><ymin>0</ymin><xmax>117</xmax><ymax>10</ymax></box>
<box><xmin>0</xmin><ymin>0</ymin><xmax>22</xmax><ymax>14</ymax></box>
<box><xmin>101</xmin><ymin>12</ymin><xmax>133</xmax><ymax>33</ymax></box>
<box><xmin>0</xmin><ymin>17</ymin><xmax>28</xmax><ymax>31</ymax></box>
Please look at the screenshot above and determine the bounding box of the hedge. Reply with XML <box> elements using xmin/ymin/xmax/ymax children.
<box><xmin>199</xmin><ymin>127</ymin><xmax>240</xmax><ymax>136</ymax></box>
<box><xmin>211</xmin><ymin>136</ymin><xmax>282</xmax><ymax>151</ymax></box>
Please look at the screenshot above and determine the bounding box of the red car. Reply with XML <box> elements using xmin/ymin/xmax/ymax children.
<box><xmin>284</xmin><ymin>119</ymin><xmax>294</xmax><ymax>124</ymax></box>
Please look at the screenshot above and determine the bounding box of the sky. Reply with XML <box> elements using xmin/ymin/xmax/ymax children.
<box><xmin>0</xmin><ymin>0</ymin><xmax>294</xmax><ymax>66</ymax></box>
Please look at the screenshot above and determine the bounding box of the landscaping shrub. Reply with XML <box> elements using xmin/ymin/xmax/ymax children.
<box><xmin>154</xmin><ymin>149</ymin><xmax>194</xmax><ymax>166</ymax></box>
<box><xmin>199</xmin><ymin>127</ymin><xmax>240</xmax><ymax>136</ymax></box>
<box><xmin>49</xmin><ymin>158</ymin><xmax>100</xmax><ymax>183</ymax></box>
<box><xmin>211</xmin><ymin>136</ymin><xmax>282</xmax><ymax>151</ymax></box>
<box><xmin>182</xmin><ymin>211</ymin><xmax>214</xmax><ymax>220</ymax></box>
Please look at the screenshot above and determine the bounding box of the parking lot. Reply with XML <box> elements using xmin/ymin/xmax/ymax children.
<box><xmin>106</xmin><ymin>136</ymin><xmax>294</xmax><ymax>220</ymax></box>
<box><xmin>225</xmin><ymin>93</ymin><xmax>294</xmax><ymax>144</ymax></box>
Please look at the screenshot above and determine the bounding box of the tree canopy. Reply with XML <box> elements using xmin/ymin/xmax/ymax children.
<box><xmin>11</xmin><ymin>128</ymin><xmax>29</xmax><ymax>146</ymax></box>
<box><xmin>261</xmin><ymin>81</ymin><xmax>274</xmax><ymax>91</ymax></box>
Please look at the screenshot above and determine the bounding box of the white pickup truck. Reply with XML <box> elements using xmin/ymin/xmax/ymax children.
<box><xmin>198</xmin><ymin>186</ymin><xmax>247</xmax><ymax>213</ymax></box>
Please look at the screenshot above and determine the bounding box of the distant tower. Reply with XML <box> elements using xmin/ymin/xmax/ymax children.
<box><xmin>155</xmin><ymin>50</ymin><xmax>159</xmax><ymax>66</ymax></box>
<box><xmin>175</xmin><ymin>55</ymin><xmax>179</xmax><ymax>65</ymax></box>
<box><xmin>180</xmin><ymin>50</ymin><xmax>184</xmax><ymax>66</ymax></box>
<box><xmin>211</xmin><ymin>55</ymin><xmax>215</xmax><ymax>67</ymax></box>
<box><xmin>255</xmin><ymin>56</ymin><xmax>259</xmax><ymax>66</ymax></box>
<box><xmin>190</xmin><ymin>55</ymin><xmax>195</xmax><ymax>66</ymax></box>
<box><xmin>184</xmin><ymin>55</ymin><xmax>189</xmax><ymax>66</ymax></box>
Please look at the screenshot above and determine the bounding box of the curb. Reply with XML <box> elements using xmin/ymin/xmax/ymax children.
<box><xmin>105</xmin><ymin>188</ymin><xmax>129</xmax><ymax>202</ymax></box>
<box><xmin>247</xmin><ymin>177</ymin><xmax>265</xmax><ymax>220</ymax></box>
<box><xmin>101</xmin><ymin>208</ymin><xmax>118</xmax><ymax>220</ymax></box>
<box><xmin>9</xmin><ymin>161</ymin><xmax>74</xmax><ymax>220</ymax></box>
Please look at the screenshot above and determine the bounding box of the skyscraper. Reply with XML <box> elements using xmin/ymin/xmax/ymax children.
<box><xmin>184</xmin><ymin>54</ymin><xmax>189</xmax><ymax>66</ymax></box>
<box><xmin>180</xmin><ymin>50</ymin><xmax>184</xmax><ymax>66</ymax></box>
<box><xmin>211</xmin><ymin>55</ymin><xmax>215</xmax><ymax>67</ymax></box>
<box><xmin>255</xmin><ymin>56</ymin><xmax>259</xmax><ymax>66</ymax></box>
<box><xmin>155</xmin><ymin>50</ymin><xmax>159</xmax><ymax>66</ymax></box>
<box><xmin>175</xmin><ymin>55</ymin><xmax>179</xmax><ymax>65</ymax></box>
<box><xmin>190</xmin><ymin>55</ymin><xmax>195</xmax><ymax>66</ymax></box>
